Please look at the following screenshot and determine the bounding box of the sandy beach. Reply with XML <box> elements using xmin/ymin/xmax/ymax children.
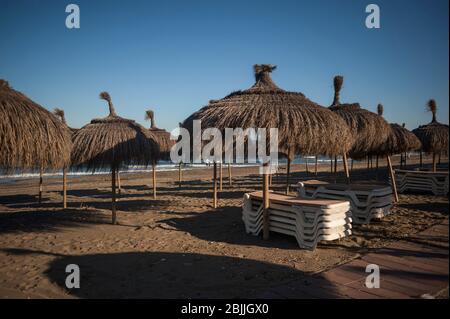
<box><xmin>0</xmin><ymin>155</ymin><xmax>448</xmax><ymax>298</ymax></box>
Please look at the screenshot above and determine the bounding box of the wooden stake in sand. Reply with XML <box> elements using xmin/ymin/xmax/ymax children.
<box><xmin>213</xmin><ymin>162</ymin><xmax>218</xmax><ymax>208</ymax></box>
<box><xmin>178</xmin><ymin>162</ymin><xmax>182</xmax><ymax>188</ymax></box>
<box><xmin>117</xmin><ymin>170</ymin><xmax>122</xmax><ymax>195</ymax></box>
<box><xmin>228</xmin><ymin>163</ymin><xmax>232</xmax><ymax>186</ymax></box>
<box><xmin>305</xmin><ymin>156</ymin><xmax>309</xmax><ymax>173</ymax></box>
<box><xmin>343</xmin><ymin>153</ymin><xmax>350</xmax><ymax>184</ymax></box>
<box><xmin>386</xmin><ymin>156</ymin><xmax>399</xmax><ymax>203</ymax></box>
<box><xmin>263</xmin><ymin>163</ymin><xmax>270</xmax><ymax>240</ymax></box>
<box><xmin>432</xmin><ymin>152</ymin><xmax>437</xmax><ymax>172</ymax></box>
<box><xmin>285</xmin><ymin>155</ymin><xmax>291</xmax><ymax>194</ymax></box>
<box><xmin>219</xmin><ymin>162</ymin><xmax>223</xmax><ymax>191</ymax></box>
<box><xmin>152</xmin><ymin>160</ymin><xmax>157</xmax><ymax>199</ymax></box>
<box><xmin>63</xmin><ymin>166</ymin><xmax>67</xmax><ymax>209</ymax></box>
<box><xmin>334</xmin><ymin>155</ymin><xmax>338</xmax><ymax>173</ymax></box>
<box><xmin>314</xmin><ymin>156</ymin><xmax>318</xmax><ymax>175</ymax></box>
<box><xmin>112</xmin><ymin>167</ymin><xmax>117</xmax><ymax>225</ymax></box>
<box><xmin>38</xmin><ymin>165</ymin><xmax>43</xmax><ymax>204</ymax></box>
<box><xmin>419</xmin><ymin>151</ymin><xmax>423</xmax><ymax>168</ymax></box>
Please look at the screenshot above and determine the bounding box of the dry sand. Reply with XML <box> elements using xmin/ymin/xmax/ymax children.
<box><xmin>0</xmin><ymin>155</ymin><xmax>448</xmax><ymax>298</ymax></box>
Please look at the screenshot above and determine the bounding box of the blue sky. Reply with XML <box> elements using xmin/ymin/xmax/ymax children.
<box><xmin>0</xmin><ymin>0</ymin><xmax>448</xmax><ymax>131</ymax></box>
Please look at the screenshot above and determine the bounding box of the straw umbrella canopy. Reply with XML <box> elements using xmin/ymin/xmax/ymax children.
<box><xmin>412</xmin><ymin>99</ymin><xmax>449</xmax><ymax>171</ymax></box>
<box><xmin>370</xmin><ymin>104</ymin><xmax>421</xmax><ymax>170</ymax></box>
<box><xmin>71</xmin><ymin>92</ymin><xmax>160</xmax><ymax>224</ymax></box>
<box><xmin>53</xmin><ymin>108</ymin><xmax>78</xmax><ymax>134</ymax></box>
<box><xmin>329</xmin><ymin>76</ymin><xmax>398</xmax><ymax>201</ymax></box>
<box><xmin>145</xmin><ymin>109</ymin><xmax>175</xmax><ymax>199</ymax></box>
<box><xmin>182</xmin><ymin>64</ymin><xmax>353</xmax><ymax>238</ymax></box>
<box><xmin>373</xmin><ymin>104</ymin><xmax>422</xmax><ymax>156</ymax></box>
<box><xmin>0</xmin><ymin>80</ymin><xmax>72</xmax><ymax>204</ymax></box>
<box><xmin>53</xmin><ymin>107</ymin><xmax>77</xmax><ymax>209</ymax></box>
<box><xmin>0</xmin><ymin>80</ymin><xmax>72</xmax><ymax>171</ymax></box>
<box><xmin>329</xmin><ymin>76</ymin><xmax>391</xmax><ymax>160</ymax></box>
<box><xmin>145</xmin><ymin>110</ymin><xmax>174</xmax><ymax>159</ymax></box>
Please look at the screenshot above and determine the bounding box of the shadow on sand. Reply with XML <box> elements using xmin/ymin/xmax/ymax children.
<box><xmin>1</xmin><ymin>248</ymin><xmax>344</xmax><ymax>298</ymax></box>
<box><xmin>0</xmin><ymin>208</ymin><xmax>107</xmax><ymax>234</ymax></box>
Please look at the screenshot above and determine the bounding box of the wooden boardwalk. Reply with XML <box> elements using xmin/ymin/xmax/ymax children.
<box><xmin>257</xmin><ymin>220</ymin><xmax>449</xmax><ymax>299</ymax></box>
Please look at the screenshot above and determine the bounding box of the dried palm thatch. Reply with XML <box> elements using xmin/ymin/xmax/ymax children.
<box><xmin>182</xmin><ymin>65</ymin><xmax>354</xmax><ymax>218</ymax></box>
<box><xmin>71</xmin><ymin>92</ymin><xmax>160</xmax><ymax>224</ymax></box>
<box><xmin>412</xmin><ymin>99</ymin><xmax>449</xmax><ymax>154</ymax></box>
<box><xmin>0</xmin><ymin>80</ymin><xmax>72</xmax><ymax>171</ymax></box>
<box><xmin>182</xmin><ymin>65</ymin><xmax>353</xmax><ymax>158</ymax></box>
<box><xmin>329</xmin><ymin>76</ymin><xmax>391</xmax><ymax>160</ymax></box>
<box><xmin>53</xmin><ymin>108</ymin><xmax>78</xmax><ymax>134</ymax></box>
<box><xmin>371</xmin><ymin>104</ymin><xmax>422</xmax><ymax>155</ymax></box>
<box><xmin>145</xmin><ymin>109</ymin><xmax>174</xmax><ymax>159</ymax></box>
<box><xmin>71</xmin><ymin>92</ymin><xmax>160</xmax><ymax>171</ymax></box>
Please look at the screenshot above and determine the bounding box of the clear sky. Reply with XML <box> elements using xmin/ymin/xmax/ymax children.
<box><xmin>0</xmin><ymin>0</ymin><xmax>448</xmax><ymax>132</ymax></box>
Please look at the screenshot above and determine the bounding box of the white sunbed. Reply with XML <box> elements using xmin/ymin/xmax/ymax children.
<box><xmin>242</xmin><ymin>191</ymin><xmax>352</xmax><ymax>250</ymax></box>
<box><xmin>296</xmin><ymin>180</ymin><xmax>393</xmax><ymax>224</ymax></box>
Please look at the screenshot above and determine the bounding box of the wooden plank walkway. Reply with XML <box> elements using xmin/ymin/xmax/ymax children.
<box><xmin>257</xmin><ymin>220</ymin><xmax>449</xmax><ymax>299</ymax></box>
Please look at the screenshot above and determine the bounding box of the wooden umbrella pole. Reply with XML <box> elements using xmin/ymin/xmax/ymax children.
<box><xmin>228</xmin><ymin>163</ymin><xmax>232</xmax><ymax>186</ymax></box>
<box><xmin>305</xmin><ymin>156</ymin><xmax>309</xmax><ymax>173</ymax></box>
<box><xmin>334</xmin><ymin>155</ymin><xmax>337</xmax><ymax>173</ymax></box>
<box><xmin>38</xmin><ymin>165</ymin><xmax>43</xmax><ymax>204</ymax></box>
<box><xmin>367</xmin><ymin>156</ymin><xmax>370</xmax><ymax>169</ymax></box>
<box><xmin>117</xmin><ymin>170</ymin><xmax>122</xmax><ymax>195</ymax></box>
<box><xmin>263</xmin><ymin>163</ymin><xmax>270</xmax><ymax>240</ymax></box>
<box><xmin>419</xmin><ymin>151</ymin><xmax>423</xmax><ymax>168</ymax></box>
<box><xmin>404</xmin><ymin>152</ymin><xmax>407</xmax><ymax>167</ymax></box>
<box><xmin>386</xmin><ymin>156</ymin><xmax>399</xmax><ymax>203</ymax></box>
<box><xmin>285</xmin><ymin>156</ymin><xmax>291</xmax><ymax>194</ymax></box>
<box><xmin>432</xmin><ymin>152</ymin><xmax>437</xmax><ymax>172</ymax></box>
<box><xmin>178</xmin><ymin>162</ymin><xmax>182</xmax><ymax>188</ymax></box>
<box><xmin>314</xmin><ymin>156</ymin><xmax>318</xmax><ymax>175</ymax></box>
<box><xmin>343</xmin><ymin>153</ymin><xmax>350</xmax><ymax>184</ymax></box>
<box><xmin>219</xmin><ymin>162</ymin><xmax>223</xmax><ymax>191</ymax></box>
<box><xmin>63</xmin><ymin>166</ymin><xmax>67</xmax><ymax>209</ymax></box>
<box><xmin>112</xmin><ymin>167</ymin><xmax>117</xmax><ymax>225</ymax></box>
<box><xmin>213</xmin><ymin>162</ymin><xmax>218</xmax><ymax>208</ymax></box>
<box><xmin>438</xmin><ymin>152</ymin><xmax>441</xmax><ymax>165</ymax></box>
<box><xmin>330</xmin><ymin>157</ymin><xmax>333</xmax><ymax>173</ymax></box>
<box><xmin>376</xmin><ymin>155</ymin><xmax>379</xmax><ymax>171</ymax></box>
<box><xmin>152</xmin><ymin>161</ymin><xmax>157</xmax><ymax>199</ymax></box>
<box><xmin>370</xmin><ymin>156</ymin><xmax>373</xmax><ymax>169</ymax></box>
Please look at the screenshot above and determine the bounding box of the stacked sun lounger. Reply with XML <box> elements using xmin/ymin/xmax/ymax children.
<box><xmin>242</xmin><ymin>191</ymin><xmax>352</xmax><ymax>250</ymax></box>
<box><xmin>395</xmin><ymin>170</ymin><xmax>449</xmax><ymax>196</ymax></box>
<box><xmin>296</xmin><ymin>180</ymin><xmax>393</xmax><ymax>224</ymax></box>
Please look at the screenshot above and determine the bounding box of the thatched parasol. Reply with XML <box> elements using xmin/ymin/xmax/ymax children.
<box><xmin>54</xmin><ymin>108</ymin><xmax>78</xmax><ymax>134</ymax></box>
<box><xmin>71</xmin><ymin>92</ymin><xmax>160</xmax><ymax>224</ymax></box>
<box><xmin>329</xmin><ymin>76</ymin><xmax>391</xmax><ymax>160</ymax></box>
<box><xmin>329</xmin><ymin>76</ymin><xmax>398</xmax><ymax>201</ymax></box>
<box><xmin>145</xmin><ymin>109</ymin><xmax>175</xmax><ymax>198</ymax></box>
<box><xmin>182</xmin><ymin>64</ymin><xmax>353</xmax><ymax>239</ymax></box>
<box><xmin>412</xmin><ymin>99</ymin><xmax>449</xmax><ymax>171</ymax></box>
<box><xmin>0</xmin><ymin>80</ymin><xmax>72</xmax><ymax>170</ymax></box>
<box><xmin>0</xmin><ymin>80</ymin><xmax>72</xmax><ymax>204</ymax></box>
<box><xmin>372</xmin><ymin>104</ymin><xmax>422</xmax><ymax>166</ymax></box>
<box><xmin>145</xmin><ymin>110</ymin><xmax>173</xmax><ymax>158</ymax></box>
<box><xmin>53</xmin><ymin>107</ymin><xmax>77</xmax><ymax>208</ymax></box>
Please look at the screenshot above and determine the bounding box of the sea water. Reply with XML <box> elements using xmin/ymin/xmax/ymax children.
<box><xmin>0</xmin><ymin>155</ymin><xmax>341</xmax><ymax>184</ymax></box>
